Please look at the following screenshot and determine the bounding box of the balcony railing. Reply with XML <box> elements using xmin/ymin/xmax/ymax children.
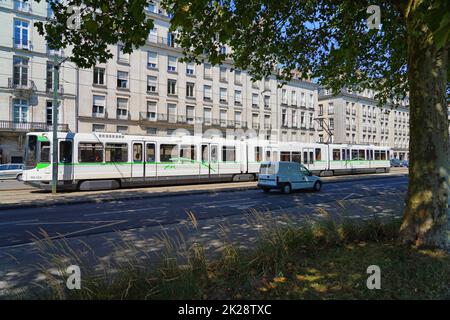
<box><xmin>8</xmin><ymin>78</ymin><xmax>36</xmax><ymax>92</ymax></box>
<box><xmin>0</xmin><ymin>120</ymin><xmax>68</xmax><ymax>132</ymax></box>
<box><xmin>46</xmin><ymin>84</ymin><xmax>64</xmax><ymax>95</ymax></box>
<box><xmin>147</xmin><ymin>35</ymin><xmax>180</xmax><ymax>48</ymax></box>
<box><xmin>140</xmin><ymin>112</ymin><xmax>248</xmax><ymax>128</ymax></box>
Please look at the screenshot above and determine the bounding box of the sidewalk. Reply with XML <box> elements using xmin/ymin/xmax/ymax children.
<box><xmin>0</xmin><ymin>168</ymin><xmax>408</xmax><ymax>211</ymax></box>
<box><xmin>0</xmin><ymin>189</ymin><xmax>406</xmax><ymax>296</ymax></box>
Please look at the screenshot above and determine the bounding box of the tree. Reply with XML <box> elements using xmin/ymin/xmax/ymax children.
<box><xmin>37</xmin><ymin>0</ymin><xmax>449</xmax><ymax>248</ymax></box>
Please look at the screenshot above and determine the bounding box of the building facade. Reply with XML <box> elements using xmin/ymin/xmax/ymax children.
<box><xmin>318</xmin><ymin>88</ymin><xmax>410</xmax><ymax>160</ymax></box>
<box><xmin>0</xmin><ymin>0</ymin><xmax>77</xmax><ymax>164</ymax></box>
<box><xmin>0</xmin><ymin>0</ymin><xmax>319</xmax><ymax>164</ymax></box>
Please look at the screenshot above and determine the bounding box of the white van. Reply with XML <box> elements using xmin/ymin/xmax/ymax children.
<box><xmin>257</xmin><ymin>161</ymin><xmax>322</xmax><ymax>194</ymax></box>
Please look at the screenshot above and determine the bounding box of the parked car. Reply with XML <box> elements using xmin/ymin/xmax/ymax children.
<box><xmin>0</xmin><ymin>164</ymin><xmax>24</xmax><ymax>180</ymax></box>
<box><xmin>257</xmin><ymin>161</ymin><xmax>322</xmax><ymax>194</ymax></box>
<box><xmin>390</xmin><ymin>158</ymin><xmax>402</xmax><ymax>167</ymax></box>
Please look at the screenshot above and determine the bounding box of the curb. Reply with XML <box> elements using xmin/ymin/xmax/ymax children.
<box><xmin>0</xmin><ymin>173</ymin><xmax>408</xmax><ymax>211</ymax></box>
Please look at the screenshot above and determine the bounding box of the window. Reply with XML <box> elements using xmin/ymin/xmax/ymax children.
<box><xmin>292</xmin><ymin>110</ymin><xmax>298</xmax><ymax>127</ymax></box>
<box><xmin>292</xmin><ymin>152</ymin><xmax>301</xmax><ymax>163</ymax></box>
<box><xmin>291</xmin><ymin>91</ymin><xmax>297</xmax><ymax>106</ymax></box>
<box><xmin>148</xmin><ymin>28</ymin><xmax>157</xmax><ymax>42</ymax></box>
<box><xmin>133</xmin><ymin>143</ymin><xmax>143</xmax><ymax>162</ymax></box>
<box><xmin>59</xmin><ymin>141</ymin><xmax>72</xmax><ymax>163</ymax></box>
<box><xmin>168</xmin><ymin>56</ymin><xmax>177</xmax><ymax>72</ymax></box>
<box><xmin>46</xmin><ymin>62</ymin><xmax>54</xmax><ymax>91</ymax></box>
<box><xmin>13</xmin><ymin>98</ymin><xmax>28</xmax><ymax>122</ymax></box>
<box><xmin>167</xmin><ymin>32</ymin><xmax>175</xmax><ymax>47</ymax></box>
<box><xmin>234</xmin><ymin>90</ymin><xmax>242</xmax><ymax>105</ymax></box>
<box><xmin>146</xmin><ymin>2</ymin><xmax>156</xmax><ymax>13</ymax></box>
<box><xmin>255</xmin><ymin>147</ymin><xmax>262</xmax><ymax>162</ymax></box>
<box><xmin>46</xmin><ymin>101</ymin><xmax>53</xmax><ymax>125</ymax></box>
<box><xmin>252</xmin><ymin>93</ymin><xmax>258</xmax><ymax>107</ymax></box>
<box><xmin>105</xmin><ymin>143</ymin><xmax>128</xmax><ymax>162</ymax></box>
<box><xmin>147</xmin><ymin>128</ymin><xmax>157</xmax><ymax>136</ymax></box>
<box><xmin>186</xmin><ymin>63</ymin><xmax>195</xmax><ymax>75</ymax></box>
<box><xmin>315</xmin><ymin>148</ymin><xmax>322</xmax><ymax>161</ymax></box>
<box><xmin>281</xmin><ymin>152</ymin><xmax>291</xmax><ymax>161</ymax></box>
<box><xmin>117</xmin><ymin>71</ymin><xmax>128</xmax><ymax>88</ymax></box>
<box><xmin>235</xmin><ymin>70</ymin><xmax>242</xmax><ymax>84</ymax></box>
<box><xmin>204</xmin><ymin>64</ymin><xmax>212</xmax><ymax>78</ymax></box>
<box><xmin>14</xmin><ymin>19</ymin><xmax>29</xmax><ymax>49</ymax></box>
<box><xmin>117</xmin><ymin>45</ymin><xmax>129</xmax><ymax>63</ymax></box>
<box><xmin>160</xmin><ymin>144</ymin><xmax>177</xmax><ymax>162</ymax></box>
<box><xmin>168</xmin><ymin>103</ymin><xmax>177</xmax><ymax>122</ymax></box>
<box><xmin>13</xmin><ymin>56</ymin><xmax>28</xmax><ymax>86</ymax></box>
<box><xmin>186</xmin><ymin>82</ymin><xmax>195</xmax><ymax>98</ymax></box>
<box><xmin>93</xmin><ymin>67</ymin><xmax>105</xmax><ymax>85</ymax></box>
<box><xmin>235</xmin><ymin>111</ymin><xmax>242</xmax><ymax>127</ymax></box>
<box><xmin>186</xmin><ymin>106</ymin><xmax>195</xmax><ymax>124</ymax></box>
<box><xmin>264</xmin><ymin>95</ymin><xmax>270</xmax><ymax>108</ymax></box>
<box><xmin>300</xmin><ymin>92</ymin><xmax>305</xmax><ymax>106</ymax></box>
<box><xmin>282</xmin><ymin>109</ymin><xmax>287</xmax><ymax>126</ymax></box>
<box><xmin>147</xmin><ymin>75</ymin><xmax>157</xmax><ymax>92</ymax></box>
<box><xmin>40</xmin><ymin>142</ymin><xmax>51</xmax><ymax>163</ymax></box>
<box><xmin>92</xmin><ymin>95</ymin><xmax>105</xmax><ymax>116</ymax></box>
<box><xmin>264</xmin><ymin>114</ymin><xmax>271</xmax><ymax>129</ymax></box>
<box><xmin>147</xmin><ymin>51</ymin><xmax>157</xmax><ymax>68</ymax></box>
<box><xmin>92</xmin><ymin>124</ymin><xmax>105</xmax><ymax>132</ymax></box>
<box><xmin>147</xmin><ymin>101</ymin><xmax>156</xmax><ymax>120</ymax></box>
<box><xmin>328</xmin><ymin>103</ymin><xmax>334</xmax><ymax>115</ymax></box>
<box><xmin>203</xmin><ymin>108</ymin><xmax>212</xmax><ymax>125</ymax></box>
<box><xmin>282</xmin><ymin>89</ymin><xmax>287</xmax><ymax>104</ymax></box>
<box><xmin>180</xmin><ymin>145</ymin><xmax>196</xmax><ymax>161</ymax></box>
<box><xmin>220</xmin><ymin>88</ymin><xmax>227</xmax><ymax>103</ymax></box>
<box><xmin>332</xmin><ymin>149</ymin><xmax>341</xmax><ymax>161</ymax></box>
<box><xmin>220</xmin><ymin>66</ymin><xmax>227</xmax><ymax>81</ymax></box>
<box><xmin>220</xmin><ymin>109</ymin><xmax>227</xmax><ymax>126</ymax></box>
<box><xmin>79</xmin><ymin>143</ymin><xmax>103</xmax><ymax>162</ymax></box>
<box><xmin>252</xmin><ymin>113</ymin><xmax>259</xmax><ymax>127</ymax></box>
<box><xmin>117</xmin><ymin>126</ymin><xmax>128</xmax><ymax>134</ymax></box>
<box><xmin>222</xmin><ymin>146</ymin><xmax>236</xmax><ymax>162</ymax></box>
<box><xmin>168</xmin><ymin>79</ymin><xmax>177</xmax><ymax>95</ymax></box>
<box><xmin>146</xmin><ymin>143</ymin><xmax>156</xmax><ymax>162</ymax></box>
<box><xmin>203</xmin><ymin>85</ymin><xmax>212</xmax><ymax>100</ymax></box>
<box><xmin>117</xmin><ymin>98</ymin><xmax>128</xmax><ymax>118</ymax></box>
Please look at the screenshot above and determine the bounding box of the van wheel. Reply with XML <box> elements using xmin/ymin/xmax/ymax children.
<box><xmin>313</xmin><ymin>181</ymin><xmax>322</xmax><ymax>192</ymax></box>
<box><xmin>282</xmin><ymin>183</ymin><xmax>292</xmax><ymax>194</ymax></box>
<box><xmin>16</xmin><ymin>173</ymin><xmax>23</xmax><ymax>181</ymax></box>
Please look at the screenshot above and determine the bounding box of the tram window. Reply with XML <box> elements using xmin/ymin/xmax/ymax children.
<box><xmin>303</xmin><ymin>151</ymin><xmax>308</xmax><ymax>163</ymax></box>
<box><xmin>59</xmin><ymin>141</ymin><xmax>72</xmax><ymax>163</ymax></box>
<box><xmin>40</xmin><ymin>142</ymin><xmax>51</xmax><ymax>163</ymax></box>
<box><xmin>272</xmin><ymin>151</ymin><xmax>278</xmax><ymax>161</ymax></box>
<box><xmin>201</xmin><ymin>145</ymin><xmax>209</xmax><ymax>162</ymax></box>
<box><xmin>211</xmin><ymin>145</ymin><xmax>218</xmax><ymax>162</ymax></box>
<box><xmin>368</xmin><ymin>150</ymin><xmax>374</xmax><ymax>160</ymax></box>
<box><xmin>374</xmin><ymin>150</ymin><xmax>381</xmax><ymax>160</ymax></box>
<box><xmin>281</xmin><ymin>152</ymin><xmax>291</xmax><ymax>161</ymax></box>
<box><xmin>222</xmin><ymin>146</ymin><xmax>236</xmax><ymax>162</ymax></box>
<box><xmin>381</xmin><ymin>151</ymin><xmax>387</xmax><ymax>160</ymax></box>
<box><xmin>79</xmin><ymin>143</ymin><xmax>103</xmax><ymax>163</ymax></box>
<box><xmin>358</xmin><ymin>149</ymin><xmax>366</xmax><ymax>160</ymax></box>
<box><xmin>351</xmin><ymin>149</ymin><xmax>359</xmax><ymax>160</ymax></box>
<box><xmin>160</xmin><ymin>144</ymin><xmax>177</xmax><ymax>162</ymax></box>
<box><xmin>333</xmin><ymin>149</ymin><xmax>341</xmax><ymax>161</ymax></box>
<box><xmin>146</xmin><ymin>144</ymin><xmax>155</xmax><ymax>162</ymax></box>
<box><xmin>255</xmin><ymin>147</ymin><xmax>262</xmax><ymax>162</ymax></box>
<box><xmin>265</xmin><ymin>151</ymin><xmax>271</xmax><ymax>161</ymax></box>
<box><xmin>25</xmin><ymin>136</ymin><xmax>37</xmax><ymax>167</ymax></box>
<box><xmin>315</xmin><ymin>148</ymin><xmax>322</xmax><ymax>161</ymax></box>
<box><xmin>133</xmin><ymin>143</ymin><xmax>143</xmax><ymax>162</ymax></box>
<box><xmin>309</xmin><ymin>151</ymin><xmax>314</xmax><ymax>164</ymax></box>
<box><xmin>292</xmin><ymin>152</ymin><xmax>301</xmax><ymax>163</ymax></box>
<box><xmin>180</xmin><ymin>145</ymin><xmax>196</xmax><ymax>161</ymax></box>
<box><xmin>105</xmin><ymin>143</ymin><xmax>128</xmax><ymax>162</ymax></box>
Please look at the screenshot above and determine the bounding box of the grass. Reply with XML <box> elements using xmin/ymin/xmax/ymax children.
<box><xmin>7</xmin><ymin>211</ymin><xmax>450</xmax><ymax>300</ymax></box>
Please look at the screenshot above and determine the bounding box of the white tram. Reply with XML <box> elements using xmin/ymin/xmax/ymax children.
<box><xmin>22</xmin><ymin>132</ymin><xmax>390</xmax><ymax>191</ymax></box>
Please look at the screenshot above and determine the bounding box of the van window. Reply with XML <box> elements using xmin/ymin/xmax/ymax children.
<box><xmin>260</xmin><ymin>163</ymin><xmax>276</xmax><ymax>175</ymax></box>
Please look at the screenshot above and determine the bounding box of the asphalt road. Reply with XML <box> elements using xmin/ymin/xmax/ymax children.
<box><xmin>0</xmin><ymin>176</ymin><xmax>408</xmax><ymax>248</ymax></box>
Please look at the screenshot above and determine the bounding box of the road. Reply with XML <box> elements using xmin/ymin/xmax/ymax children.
<box><xmin>0</xmin><ymin>176</ymin><xmax>408</xmax><ymax>248</ymax></box>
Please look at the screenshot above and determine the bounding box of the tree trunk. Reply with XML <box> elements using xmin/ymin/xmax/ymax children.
<box><xmin>400</xmin><ymin>5</ymin><xmax>449</xmax><ymax>249</ymax></box>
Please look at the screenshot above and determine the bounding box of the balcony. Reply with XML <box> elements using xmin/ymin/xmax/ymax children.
<box><xmin>0</xmin><ymin>120</ymin><xmax>68</xmax><ymax>132</ymax></box>
<box><xmin>139</xmin><ymin>113</ymin><xmax>247</xmax><ymax>129</ymax></box>
<box><xmin>13</xmin><ymin>39</ymin><xmax>32</xmax><ymax>51</ymax></box>
<box><xmin>8</xmin><ymin>78</ymin><xmax>36</xmax><ymax>95</ymax></box>
<box><xmin>147</xmin><ymin>35</ymin><xmax>180</xmax><ymax>48</ymax></box>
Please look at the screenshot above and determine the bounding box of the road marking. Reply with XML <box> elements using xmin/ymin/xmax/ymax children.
<box><xmin>0</xmin><ymin>219</ymin><xmax>38</xmax><ymax>226</ymax></box>
<box><xmin>341</xmin><ymin>193</ymin><xmax>358</xmax><ymax>200</ymax></box>
<box><xmin>83</xmin><ymin>206</ymin><xmax>166</xmax><ymax>217</ymax></box>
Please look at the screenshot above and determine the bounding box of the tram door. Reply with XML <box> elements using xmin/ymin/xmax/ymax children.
<box><xmin>200</xmin><ymin>144</ymin><xmax>219</xmax><ymax>177</ymax></box>
<box><xmin>132</xmin><ymin>142</ymin><xmax>145</xmax><ymax>178</ymax></box>
<box><xmin>302</xmin><ymin>148</ymin><xmax>314</xmax><ymax>169</ymax></box>
<box><xmin>145</xmin><ymin>142</ymin><xmax>157</xmax><ymax>178</ymax></box>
